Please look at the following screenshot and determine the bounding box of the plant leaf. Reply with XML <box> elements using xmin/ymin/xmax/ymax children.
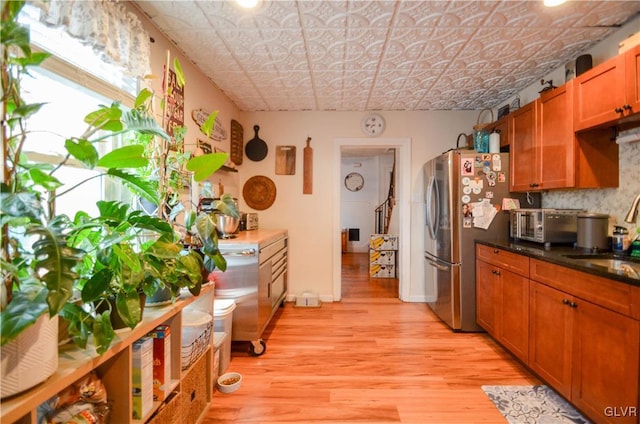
<box><xmin>81</xmin><ymin>268</ymin><xmax>112</xmax><ymax>303</ymax></box>
<box><xmin>65</xmin><ymin>138</ymin><xmax>99</xmax><ymax>169</ymax></box>
<box><xmin>134</xmin><ymin>88</ymin><xmax>153</xmax><ymax>109</ymax></box>
<box><xmin>106</xmin><ymin>169</ymin><xmax>159</xmax><ymax>205</ymax></box>
<box><xmin>0</xmin><ymin>288</ymin><xmax>48</xmax><ymax>346</ymax></box>
<box><xmin>84</xmin><ymin>103</ymin><xmax>123</xmax><ymax>132</ymax></box>
<box><xmin>174</xmin><ymin>58</ymin><xmax>186</xmax><ymax>87</ymax></box>
<box><xmin>122</xmin><ymin>108</ymin><xmax>170</xmax><ymax>140</ymax></box>
<box><xmin>92</xmin><ymin>311</ymin><xmax>115</xmax><ymax>355</ymax></box>
<box><xmin>28</xmin><ymin>168</ymin><xmax>63</xmax><ymax>191</ymax></box>
<box><xmin>60</xmin><ymin>303</ymin><xmax>93</xmax><ymax>349</ymax></box>
<box><xmin>0</xmin><ymin>190</ymin><xmax>43</xmax><ymax>221</ymax></box>
<box><xmin>200</xmin><ymin>110</ymin><xmax>218</xmax><ymax>138</ymax></box>
<box><xmin>186</xmin><ymin>152</ymin><xmax>228</xmax><ymax>181</ymax></box>
<box><xmin>115</xmin><ymin>291</ymin><xmax>142</xmax><ymax>329</ymax></box>
<box><xmin>98</xmin><ymin>145</ymin><xmax>147</xmax><ymax>168</ymax></box>
<box><xmin>28</xmin><ymin>217</ymin><xmax>84</xmax><ymax>315</ymax></box>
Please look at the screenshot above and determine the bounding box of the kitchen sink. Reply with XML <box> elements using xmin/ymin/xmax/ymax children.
<box><xmin>562</xmin><ymin>254</ymin><xmax>640</xmax><ymax>279</ymax></box>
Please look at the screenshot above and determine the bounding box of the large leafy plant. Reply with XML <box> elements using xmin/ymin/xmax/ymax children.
<box><xmin>0</xmin><ymin>1</ymin><xmax>229</xmax><ymax>354</ymax></box>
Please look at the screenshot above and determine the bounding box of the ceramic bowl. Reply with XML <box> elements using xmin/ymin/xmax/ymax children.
<box><xmin>217</xmin><ymin>372</ymin><xmax>242</xmax><ymax>393</ymax></box>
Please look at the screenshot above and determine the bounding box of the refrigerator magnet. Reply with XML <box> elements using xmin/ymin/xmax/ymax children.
<box><xmin>498</xmin><ymin>172</ymin><xmax>506</xmax><ymax>183</ymax></box>
<box><xmin>492</xmin><ymin>154</ymin><xmax>502</xmax><ymax>171</ymax></box>
<box><xmin>462</xmin><ymin>158</ymin><xmax>474</xmax><ymax>175</ymax></box>
<box><xmin>462</xmin><ymin>195</ymin><xmax>471</xmax><ymax>204</ymax></box>
<box><xmin>463</xmin><ymin>216</ymin><xmax>472</xmax><ymax>228</ymax></box>
<box><xmin>486</xmin><ymin>191</ymin><xmax>494</xmax><ymax>199</ymax></box>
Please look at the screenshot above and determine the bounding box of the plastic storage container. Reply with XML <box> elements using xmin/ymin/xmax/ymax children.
<box><xmin>212</xmin><ymin>332</ymin><xmax>227</xmax><ymax>381</ymax></box>
<box><xmin>181</xmin><ymin>309</ymin><xmax>213</xmax><ymax>370</ymax></box>
<box><xmin>213</xmin><ymin>299</ymin><xmax>236</xmax><ymax>374</ymax></box>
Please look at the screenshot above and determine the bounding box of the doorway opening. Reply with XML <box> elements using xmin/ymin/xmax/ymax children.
<box><xmin>332</xmin><ymin>138</ymin><xmax>411</xmax><ymax>302</ymax></box>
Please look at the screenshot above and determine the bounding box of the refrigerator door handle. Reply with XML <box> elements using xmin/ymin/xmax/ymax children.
<box><xmin>424</xmin><ymin>251</ymin><xmax>451</xmax><ymax>272</ymax></box>
<box><xmin>426</xmin><ymin>175</ymin><xmax>439</xmax><ymax>241</ymax></box>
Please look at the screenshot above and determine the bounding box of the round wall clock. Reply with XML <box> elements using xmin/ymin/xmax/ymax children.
<box><xmin>361</xmin><ymin>113</ymin><xmax>385</xmax><ymax>137</ymax></box>
<box><xmin>345</xmin><ymin>172</ymin><xmax>365</xmax><ymax>192</ymax></box>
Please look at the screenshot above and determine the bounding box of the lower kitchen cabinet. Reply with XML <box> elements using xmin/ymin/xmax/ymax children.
<box><xmin>530</xmin><ymin>258</ymin><xmax>640</xmax><ymax>424</ymax></box>
<box><xmin>529</xmin><ymin>281</ymin><xmax>575</xmax><ymax>398</ymax></box>
<box><xmin>476</xmin><ymin>245</ymin><xmax>530</xmax><ymax>363</ymax></box>
<box><xmin>572</xmin><ymin>296</ymin><xmax>640</xmax><ymax>423</ymax></box>
<box><xmin>530</xmin><ymin>279</ymin><xmax>640</xmax><ymax>424</ymax></box>
<box><xmin>476</xmin><ymin>243</ymin><xmax>640</xmax><ymax>424</ymax></box>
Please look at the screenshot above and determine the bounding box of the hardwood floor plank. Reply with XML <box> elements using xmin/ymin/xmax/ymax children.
<box><xmin>204</xmin><ymin>253</ymin><xmax>538</xmax><ymax>423</ymax></box>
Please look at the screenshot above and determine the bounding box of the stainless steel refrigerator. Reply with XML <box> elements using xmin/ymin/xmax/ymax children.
<box><xmin>423</xmin><ymin>150</ymin><xmax>537</xmax><ymax>332</ymax></box>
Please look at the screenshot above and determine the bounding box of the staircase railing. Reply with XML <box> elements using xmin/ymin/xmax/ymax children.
<box><xmin>375</xmin><ymin>197</ymin><xmax>394</xmax><ymax>234</ymax></box>
<box><xmin>375</xmin><ymin>155</ymin><xmax>396</xmax><ymax>234</ymax></box>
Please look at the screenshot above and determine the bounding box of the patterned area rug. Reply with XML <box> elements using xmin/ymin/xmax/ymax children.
<box><xmin>482</xmin><ymin>385</ymin><xmax>591</xmax><ymax>424</ymax></box>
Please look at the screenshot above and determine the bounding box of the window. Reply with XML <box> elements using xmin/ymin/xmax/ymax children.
<box><xmin>18</xmin><ymin>4</ymin><xmax>141</xmax><ymax>218</ymax></box>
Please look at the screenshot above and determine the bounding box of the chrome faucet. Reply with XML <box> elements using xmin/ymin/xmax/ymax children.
<box><xmin>625</xmin><ymin>193</ymin><xmax>640</xmax><ymax>223</ymax></box>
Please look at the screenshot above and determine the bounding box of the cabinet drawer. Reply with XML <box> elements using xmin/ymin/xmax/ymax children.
<box><xmin>530</xmin><ymin>259</ymin><xmax>640</xmax><ymax>319</ymax></box>
<box><xmin>476</xmin><ymin>245</ymin><xmax>529</xmax><ymax>277</ymax></box>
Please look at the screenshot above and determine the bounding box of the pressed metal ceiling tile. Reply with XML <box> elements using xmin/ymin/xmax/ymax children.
<box><xmin>134</xmin><ymin>0</ymin><xmax>640</xmax><ymax>112</ymax></box>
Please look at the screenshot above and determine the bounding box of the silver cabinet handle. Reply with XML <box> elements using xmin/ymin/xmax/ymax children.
<box><xmin>222</xmin><ymin>248</ymin><xmax>256</xmax><ymax>256</ymax></box>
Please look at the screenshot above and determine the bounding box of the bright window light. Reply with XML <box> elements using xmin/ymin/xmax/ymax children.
<box><xmin>236</xmin><ymin>0</ymin><xmax>259</xmax><ymax>9</ymax></box>
<box><xmin>544</xmin><ymin>0</ymin><xmax>566</xmax><ymax>7</ymax></box>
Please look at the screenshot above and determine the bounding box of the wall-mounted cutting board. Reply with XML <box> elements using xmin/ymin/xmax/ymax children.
<box><xmin>303</xmin><ymin>137</ymin><xmax>313</xmax><ymax>194</ymax></box>
<box><xmin>275</xmin><ymin>146</ymin><xmax>296</xmax><ymax>175</ymax></box>
<box><xmin>230</xmin><ymin>119</ymin><xmax>243</xmax><ymax>165</ymax></box>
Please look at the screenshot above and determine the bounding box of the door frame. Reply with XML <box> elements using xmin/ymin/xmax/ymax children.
<box><xmin>333</xmin><ymin>137</ymin><xmax>412</xmax><ymax>301</ymax></box>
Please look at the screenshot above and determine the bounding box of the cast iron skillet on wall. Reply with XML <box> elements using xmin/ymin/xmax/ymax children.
<box><xmin>245</xmin><ymin>125</ymin><xmax>268</xmax><ymax>161</ymax></box>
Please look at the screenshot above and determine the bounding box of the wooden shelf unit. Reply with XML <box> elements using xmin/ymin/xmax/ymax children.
<box><xmin>1</xmin><ymin>285</ymin><xmax>215</xmax><ymax>424</ymax></box>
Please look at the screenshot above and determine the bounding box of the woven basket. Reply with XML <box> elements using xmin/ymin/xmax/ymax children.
<box><xmin>148</xmin><ymin>391</ymin><xmax>182</xmax><ymax>424</ymax></box>
<box><xmin>473</xmin><ymin>108</ymin><xmax>494</xmax><ymax>131</ymax></box>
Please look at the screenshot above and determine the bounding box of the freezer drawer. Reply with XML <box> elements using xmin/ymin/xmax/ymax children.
<box><xmin>214</xmin><ymin>232</ymin><xmax>288</xmax><ymax>346</ymax></box>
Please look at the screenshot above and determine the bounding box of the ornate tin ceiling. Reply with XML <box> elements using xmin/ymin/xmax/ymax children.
<box><xmin>134</xmin><ymin>0</ymin><xmax>640</xmax><ymax>112</ymax></box>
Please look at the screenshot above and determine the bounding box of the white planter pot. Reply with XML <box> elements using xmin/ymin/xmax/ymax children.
<box><xmin>1</xmin><ymin>314</ymin><xmax>58</xmax><ymax>398</ymax></box>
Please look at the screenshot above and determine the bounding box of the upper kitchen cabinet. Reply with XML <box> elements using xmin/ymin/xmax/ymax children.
<box><xmin>509</xmin><ymin>101</ymin><xmax>538</xmax><ymax>191</ymax></box>
<box><xmin>574</xmin><ymin>44</ymin><xmax>640</xmax><ymax>131</ymax></box>
<box><xmin>510</xmin><ymin>84</ymin><xmax>577</xmax><ymax>192</ymax></box>
<box><xmin>510</xmin><ymin>81</ymin><xmax>618</xmax><ymax>192</ymax></box>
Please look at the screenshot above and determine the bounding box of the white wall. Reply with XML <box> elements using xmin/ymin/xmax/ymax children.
<box><xmin>341</xmin><ymin>156</ymin><xmax>379</xmax><ymax>252</ymax></box>
<box><xmin>340</xmin><ymin>152</ymin><xmax>396</xmax><ymax>252</ymax></box>
<box><xmin>236</xmin><ymin>111</ymin><xmax>477</xmax><ymax>302</ymax></box>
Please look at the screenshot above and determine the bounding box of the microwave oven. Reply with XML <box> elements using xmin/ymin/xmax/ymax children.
<box><xmin>510</xmin><ymin>208</ymin><xmax>581</xmax><ymax>244</ymax></box>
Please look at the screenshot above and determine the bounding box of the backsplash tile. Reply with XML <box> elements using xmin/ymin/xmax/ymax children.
<box><xmin>542</xmin><ymin>141</ymin><xmax>640</xmax><ymax>234</ymax></box>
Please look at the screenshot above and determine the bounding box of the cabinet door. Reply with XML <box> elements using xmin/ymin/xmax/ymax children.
<box><xmin>509</xmin><ymin>101</ymin><xmax>538</xmax><ymax>192</ymax></box>
<box><xmin>537</xmin><ymin>83</ymin><xmax>575</xmax><ymax>189</ymax></box>
<box><xmin>529</xmin><ymin>281</ymin><xmax>573</xmax><ymax>398</ymax></box>
<box><xmin>498</xmin><ymin>269</ymin><xmax>529</xmax><ymax>364</ymax></box>
<box><xmin>625</xmin><ymin>44</ymin><xmax>640</xmax><ymax>114</ymax></box>
<box><xmin>573</xmin><ymin>54</ymin><xmax>625</xmax><ymax>131</ymax></box>
<box><xmin>572</xmin><ymin>300</ymin><xmax>640</xmax><ymax>424</ymax></box>
<box><xmin>476</xmin><ymin>260</ymin><xmax>498</xmax><ymax>336</ymax></box>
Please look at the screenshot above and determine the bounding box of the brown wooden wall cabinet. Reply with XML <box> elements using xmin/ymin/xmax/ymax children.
<box><xmin>574</xmin><ymin>44</ymin><xmax>640</xmax><ymax>132</ymax></box>
<box><xmin>476</xmin><ymin>246</ymin><xmax>640</xmax><ymax>424</ymax></box>
<box><xmin>508</xmin><ymin>80</ymin><xmax>618</xmax><ymax>192</ymax></box>
<box><xmin>0</xmin><ymin>286</ymin><xmax>216</xmax><ymax>424</ymax></box>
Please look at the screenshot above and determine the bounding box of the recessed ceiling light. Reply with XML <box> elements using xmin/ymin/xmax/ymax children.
<box><xmin>543</xmin><ymin>0</ymin><xmax>566</xmax><ymax>7</ymax></box>
<box><xmin>236</xmin><ymin>0</ymin><xmax>259</xmax><ymax>8</ymax></box>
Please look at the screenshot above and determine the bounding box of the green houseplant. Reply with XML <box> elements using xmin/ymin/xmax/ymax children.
<box><xmin>1</xmin><ymin>0</ymin><xmax>231</xmax><ymax>360</ymax></box>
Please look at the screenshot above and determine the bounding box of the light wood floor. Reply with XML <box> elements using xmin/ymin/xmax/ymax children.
<box><xmin>203</xmin><ymin>253</ymin><xmax>538</xmax><ymax>423</ymax></box>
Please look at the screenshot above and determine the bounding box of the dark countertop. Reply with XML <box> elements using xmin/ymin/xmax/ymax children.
<box><xmin>476</xmin><ymin>239</ymin><xmax>640</xmax><ymax>287</ymax></box>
